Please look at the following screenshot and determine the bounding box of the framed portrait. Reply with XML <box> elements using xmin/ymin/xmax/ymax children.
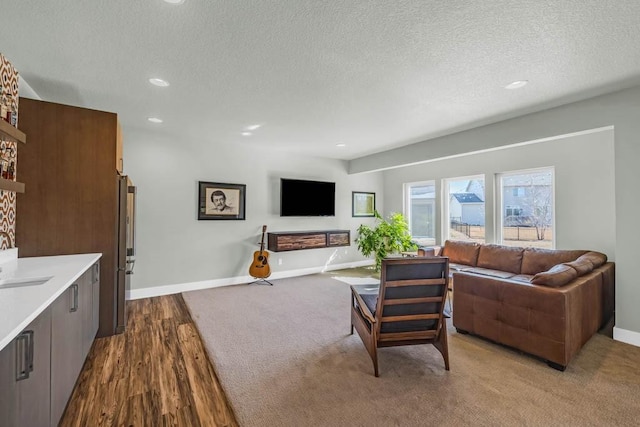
<box><xmin>198</xmin><ymin>181</ymin><xmax>246</xmax><ymax>220</ymax></box>
<box><xmin>352</xmin><ymin>191</ymin><xmax>375</xmax><ymax>217</ymax></box>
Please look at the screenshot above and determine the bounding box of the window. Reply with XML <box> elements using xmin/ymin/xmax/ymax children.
<box><xmin>505</xmin><ymin>206</ymin><xmax>523</xmax><ymax>217</ymax></box>
<box><xmin>444</xmin><ymin>176</ymin><xmax>485</xmax><ymax>243</ymax></box>
<box><xmin>405</xmin><ymin>181</ymin><xmax>436</xmax><ymax>246</ymax></box>
<box><xmin>497</xmin><ymin>168</ymin><xmax>554</xmax><ymax>249</ymax></box>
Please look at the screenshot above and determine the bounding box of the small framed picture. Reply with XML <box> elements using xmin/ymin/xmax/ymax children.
<box><xmin>198</xmin><ymin>181</ymin><xmax>246</xmax><ymax>220</ymax></box>
<box><xmin>352</xmin><ymin>191</ymin><xmax>375</xmax><ymax>217</ymax></box>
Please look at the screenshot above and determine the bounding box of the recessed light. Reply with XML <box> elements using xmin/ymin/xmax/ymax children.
<box><xmin>148</xmin><ymin>117</ymin><xmax>163</xmax><ymax>123</ymax></box>
<box><xmin>149</xmin><ymin>78</ymin><xmax>170</xmax><ymax>87</ymax></box>
<box><xmin>241</xmin><ymin>132</ymin><xmax>253</xmax><ymax>136</ymax></box>
<box><xmin>164</xmin><ymin>0</ymin><xmax>185</xmax><ymax>4</ymax></box>
<box><xmin>336</xmin><ymin>143</ymin><xmax>346</xmax><ymax>148</ymax></box>
<box><xmin>505</xmin><ymin>80</ymin><xmax>528</xmax><ymax>90</ymax></box>
<box><xmin>245</xmin><ymin>124</ymin><xmax>262</xmax><ymax>131</ymax></box>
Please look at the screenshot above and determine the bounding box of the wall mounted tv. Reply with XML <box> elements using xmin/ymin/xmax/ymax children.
<box><xmin>280</xmin><ymin>178</ymin><xmax>336</xmax><ymax>217</ymax></box>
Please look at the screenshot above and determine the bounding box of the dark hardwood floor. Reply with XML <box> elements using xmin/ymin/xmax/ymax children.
<box><xmin>60</xmin><ymin>295</ymin><xmax>238</xmax><ymax>426</ymax></box>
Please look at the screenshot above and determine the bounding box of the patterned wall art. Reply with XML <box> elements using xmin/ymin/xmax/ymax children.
<box><xmin>0</xmin><ymin>53</ymin><xmax>19</xmax><ymax>250</ymax></box>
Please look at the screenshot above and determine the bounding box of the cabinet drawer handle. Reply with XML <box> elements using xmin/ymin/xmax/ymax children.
<box><xmin>70</xmin><ymin>284</ymin><xmax>79</xmax><ymax>312</ymax></box>
<box><xmin>26</xmin><ymin>330</ymin><xmax>34</xmax><ymax>373</ymax></box>
<box><xmin>15</xmin><ymin>331</ymin><xmax>30</xmax><ymax>381</ymax></box>
<box><xmin>93</xmin><ymin>263</ymin><xmax>100</xmax><ymax>283</ymax></box>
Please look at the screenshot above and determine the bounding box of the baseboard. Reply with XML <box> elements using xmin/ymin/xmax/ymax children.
<box><xmin>126</xmin><ymin>259</ymin><xmax>374</xmax><ymax>300</ymax></box>
<box><xmin>613</xmin><ymin>327</ymin><xmax>640</xmax><ymax>348</ymax></box>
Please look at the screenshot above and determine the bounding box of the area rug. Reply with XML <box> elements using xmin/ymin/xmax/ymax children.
<box><xmin>182</xmin><ymin>273</ymin><xmax>640</xmax><ymax>426</ymax></box>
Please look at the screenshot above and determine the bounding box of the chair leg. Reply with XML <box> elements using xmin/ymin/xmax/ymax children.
<box><xmin>433</xmin><ymin>322</ymin><xmax>450</xmax><ymax>371</ymax></box>
<box><xmin>350</xmin><ymin>324</ymin><xmax>354</xmax><ymax>335</ymax></box>
<box><xmin>372</xmin><ymin>345</ymin><xmax>379</xmax><ymax>377</ymax></box>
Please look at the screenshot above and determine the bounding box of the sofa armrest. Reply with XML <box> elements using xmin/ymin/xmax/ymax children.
<box><xmin>452</xmin><ymin>270</ymin><xmax>603</xmax><ymax>367</ymax></box>
<box><xmin>417</xmin><ymin>245</ymin><xmax>442</xmax><ymax>256</ymax></box>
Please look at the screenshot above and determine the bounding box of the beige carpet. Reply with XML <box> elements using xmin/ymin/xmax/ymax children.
<box><xmin>182</xmin><ymin>272</ymin><xmax>640</xmax><ymax>426</ymax></box>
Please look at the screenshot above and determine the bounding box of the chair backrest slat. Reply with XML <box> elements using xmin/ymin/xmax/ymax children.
<box><xmin>382</xmin><ymin>296</ymin><xmax>442</xmax><ymax>305</ymax></box>
<box><xmin>381</xmin><ymin>313</ymin><xmax>440</xmax><ymax>322</ymax></box>
<box><xmin>385</xmin><ymin>278</ymin><xmax>446</xmax><ymax>287</ymax></box>
<box><xmin>378</xmin><ymin>330</ymin><xmax>438</xmax><ymax>341</ymax></box>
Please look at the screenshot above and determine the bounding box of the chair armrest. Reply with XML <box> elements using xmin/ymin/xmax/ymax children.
<box><xmin>350</xmin><ymin>286</ymin><xmax>376</xmax><ymax>324</ymax></box>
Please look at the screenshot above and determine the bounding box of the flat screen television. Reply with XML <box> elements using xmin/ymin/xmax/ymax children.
<box><xmin>280</xmin><ymin>178</ymin><xmax>336</xmax><ymax>217</ymax></box>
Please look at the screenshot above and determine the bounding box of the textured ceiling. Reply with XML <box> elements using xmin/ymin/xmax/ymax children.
<box><xmin>2</xmin><ymin>1</ymin><xmax>640</xmax><ymax>160</ymax></box>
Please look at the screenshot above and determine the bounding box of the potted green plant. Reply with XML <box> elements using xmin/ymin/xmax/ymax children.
<box><xmin>355</xmin><ymin>211</ymin><xmax>417</xmax><ymax>272</ymax></box>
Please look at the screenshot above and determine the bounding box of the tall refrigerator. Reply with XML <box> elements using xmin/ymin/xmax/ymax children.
<box><xmin>116</xmin><ymin>176</ymin><xmax>136</xmax><ymax>333</ymax></box>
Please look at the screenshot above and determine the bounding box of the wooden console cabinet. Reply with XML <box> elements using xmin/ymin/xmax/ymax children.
<box><xmin>268</xmin><ymin>230</ymin><xmax>350</xmax><ymax>252</ymax></box>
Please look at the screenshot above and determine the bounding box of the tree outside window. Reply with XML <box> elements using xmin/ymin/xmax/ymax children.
<box><xmin>499</xmin><ymin>169</ymin><xmax>554</xmax><ymax>248</ymax></box>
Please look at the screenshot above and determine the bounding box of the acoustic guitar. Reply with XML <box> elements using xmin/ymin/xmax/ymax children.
<box><xmin>249</xmin><ymin>225</ymin><xmax>271</xmax><ymax>279</ymax></box>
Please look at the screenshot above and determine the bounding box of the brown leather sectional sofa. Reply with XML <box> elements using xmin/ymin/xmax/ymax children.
<box><xmin>428</xmin><ymin>240</ymin><xmax>615</xmax><ymax>370</ymax></box>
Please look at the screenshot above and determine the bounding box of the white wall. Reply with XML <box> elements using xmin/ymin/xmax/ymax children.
<box><xmin>383</xmin><ymin>128</ymin><xmax>616</xmax><ymax>258</ymax></box>
<box><xmin>351</xmin><ymin>85</ymin><xmax>640</xmax><ymax>342</ymax></box>
<box><xmin>124</xmin><ymin>129</ymin><xmax>383</xmax><ymax>293</ymax></box>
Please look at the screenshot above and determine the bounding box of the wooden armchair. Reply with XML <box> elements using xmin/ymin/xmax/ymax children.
<box><xmin>350</xmin><ymin>257</ymin><xmax>450</xmax><ymax>376</ymax></box>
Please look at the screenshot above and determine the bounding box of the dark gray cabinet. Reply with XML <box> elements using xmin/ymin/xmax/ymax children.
<box><xmin>0</xmin><ymin>260</ymin><xmax>99</xmax><ymax>427</ymax></box>
<box><xmin>91</xmin><ymin>262</ymin><xmax>100</xmax><ymax>340</ymax></box>
<box><xmin>51</xmin><ymin>262</ymin><xmax>99</xmax><ymax>425</ymax></box>
<box><xmin>51</xmin><ymin>283</ymin><xmax>83</xmax><ymax>424</ymax></box>
<box><xmin>80</xmin><ymin>268</ymin><xmax>94</xmax><ymax>358</ymax></box>
<box><xmin>0</xmin><ymin>307</ymin><xmax>52</xmax><ymax>427</ymax></box>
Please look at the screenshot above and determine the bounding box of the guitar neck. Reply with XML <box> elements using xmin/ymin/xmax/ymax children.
<box><xmin>259</xmin><ymin>225</ymin><xmax>267</xmax><ymax>252</ymax></box>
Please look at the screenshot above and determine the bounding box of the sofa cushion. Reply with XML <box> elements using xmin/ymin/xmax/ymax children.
<box><xmin>441</xmin><ymin>240</ymin><xmax>480</xmax><ymax>266</ymax></box>
<box><xmin>530</xmin><ymin>264</ymin><xmax>578</xmax><ymax>287</ymax></box>
<box><xmin>563</xmin><ymin>259</ymin><xmax>594</xmax><ymax>276</ymax></box>
<box><xmin>476</xmin><ymin>244</ymin><xmax>524</xmax><ymax>275</ymax></box>
<box><xmin>576</xmin><ymin>251</ymin><xmax>607</xmax><ymax>268</ymax></box>
<box><xmin>466</xmin><ymin>267</ymin><xmax>516</xmax><ymax>279</ymax></box>
<box><xmin>521</xmin><ymin>248</ymin><xmax>587</xmax><ymax>275</ymax></box>
<box><xmin>450</xmin><ymin>262</ymin><xmax>474</xmax><ymax>272</ymax></box>
<box><xmin>510</xmin><ymin>274</ymin><xmax>535</xmax><ymax>283</ymax></box>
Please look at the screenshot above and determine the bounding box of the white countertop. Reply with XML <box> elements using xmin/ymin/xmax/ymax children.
<box><xmin>0</xmin><ymin>251</ymin><xmax>102</xmax><ymax>352</ymax></box>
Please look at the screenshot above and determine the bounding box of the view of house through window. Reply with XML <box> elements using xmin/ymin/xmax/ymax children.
<box><xmin>445</xmin><ymin>176</ymin><xmax>485</xmax><ymax>243</ymax></box>
<box><xmin>406</xmin><ymin>181</ymin><xmax>436</xmax><ymax>245</ymax></box>
<box><xmin>498</xmin><ymin>168</ymin><xmax>554</xmax><ymax>249</ymax></box>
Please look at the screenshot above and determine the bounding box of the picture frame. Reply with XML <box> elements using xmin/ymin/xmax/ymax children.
<box><xmin>198</xmin><ymin>181</ymin><xmax>246</xmax><ymax>220</ymax></box>
<box><xmin>352</xmin><ymin>191</ymin><xmax>375</xmax><ymax>217</ymax></box>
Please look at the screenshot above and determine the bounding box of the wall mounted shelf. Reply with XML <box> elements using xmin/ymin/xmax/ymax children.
<box><xmin>0</xmin><ymin>121</ymin><xmax>26</xmax><ymax>192</ymax></box>
<box><xmin>0</xmin><ymin>119</ymin><xmax>26</xmax><ymax>144</ymax></box>
<box><xmin>0</xmin><ymin>178</ymin><xmax>25</xmax><ymax>193</ymax></box>
<box><xmin>268</xmin><ymin>230</ymin><xmax>350</xmax><ymax>252</ymax></box>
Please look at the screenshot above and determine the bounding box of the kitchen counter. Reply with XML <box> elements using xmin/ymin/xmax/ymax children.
<box><xmin>0</xmin><ymin>251</ymin><xmax>102</xmax><ymax>351</ymax></box>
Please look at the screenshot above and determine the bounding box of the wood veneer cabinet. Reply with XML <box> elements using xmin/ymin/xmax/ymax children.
<box><xmin>16</xmin><ymin>98</ymin><xmax>121</xmax><ymax>337</ymax></box>
<box><xmin>116</xmin><ymin>120</ymin><xmax>124</xmax><ymax>174</ymax></box>
<box><xmin>268</xmin><ymin>230</ymin><xmax>350</xmax><ymax>252</ymax></box>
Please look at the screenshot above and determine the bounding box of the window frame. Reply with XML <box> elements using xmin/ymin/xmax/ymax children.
<box><xmin>495</xmin><ymin>167</ymin><xmax>556</xmax><ymax>248</ymax></box>
<box><xmin>442</xmin><ymin>174</ymin><xmax>485</xmax><ymax>243</ymax></box>
<box><xmin>404</xmin><ymin>180</ymin><xmax>437</xmax><ymax>244</ymax></box>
